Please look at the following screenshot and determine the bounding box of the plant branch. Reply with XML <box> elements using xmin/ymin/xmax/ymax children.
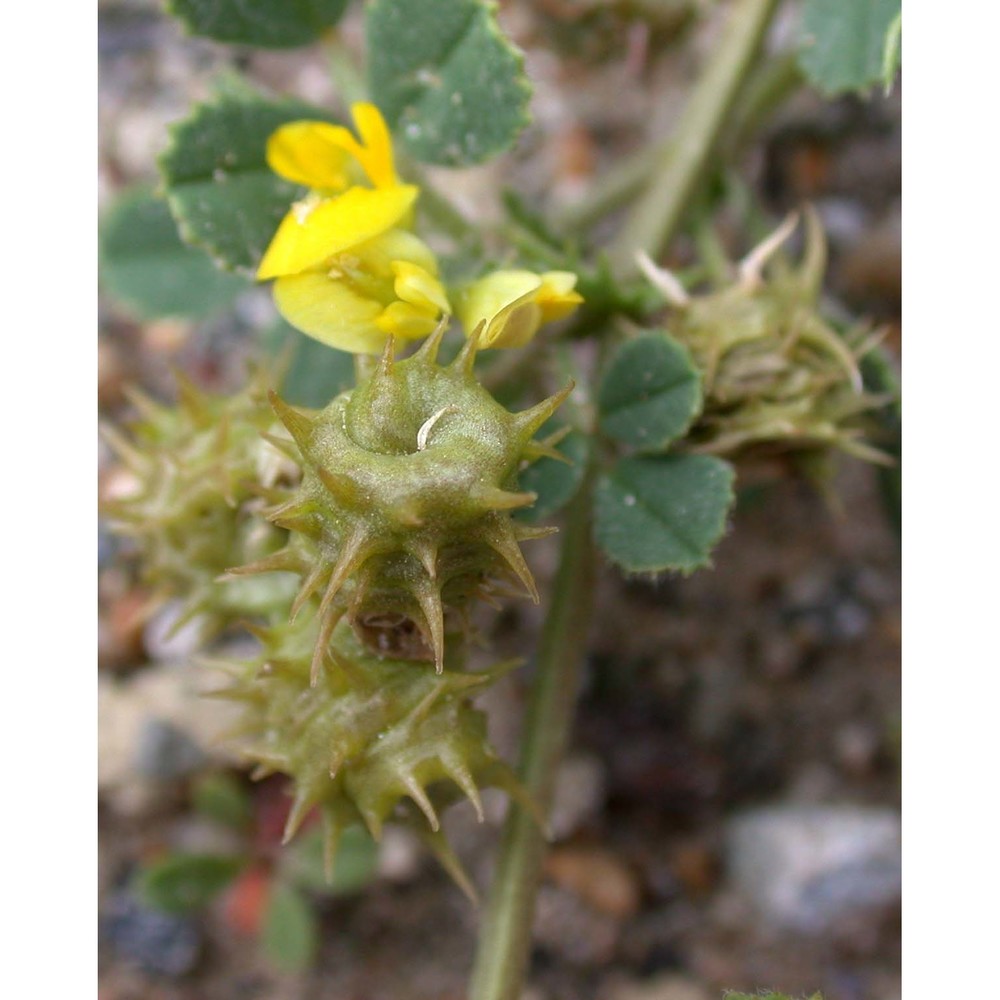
<box><xmin>608</xmin><ymin>0</ymin><xmax>782</xmax><ymax>277</ymax></box>
<box><xmin>468</xmin><ymin>461</ymin><xmax>598</xmax><ymax>1000</ymax></box>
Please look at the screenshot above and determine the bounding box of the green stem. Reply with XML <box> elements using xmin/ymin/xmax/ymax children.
<box><xmin>608</xmin><ymin>0</ymin><xmax>782</xmax><ymax>277</ymax></box>
<box><xmin>468</xmin><ymin>462</ymin><xmax>598</xmax><ymax>1000</ymax></box>
<box><xmin>552</xmin><ymin>141</ymin><xmax>663</xmax><ymax>236</ymax></box>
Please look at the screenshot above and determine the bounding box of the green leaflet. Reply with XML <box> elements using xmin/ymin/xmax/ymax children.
<box><xmin>598</xmin><ymin>332</ymin><xmax>703</xmax><ymax>452</ymax></box>
<box><xmin>135</xmin><ymin>853</ymin><xmax>244</xmax><ymax>915</ymax></box>
<box><xmin>159</xmin><ymin>90</ymin><xmax>330</xmax><ymax>275</ymax></box>
<box><xmin>261</xmin><ymin>882</ymin><xmax>319</xmax><ymax>972</ymax></box>
<box><xmin>798</xmin><ymin>0</ymin><xmax>901</xmax><ymax>96</ymax></box>
<box><xmin>516</xmin><ymin>424</ymin><xmax>590</xmax><ymax>524</ymax></box>
<box><xmin>190</xmin><ymin>772</ymin><xmax>253</xmax><ymax>831</ymax></box>
<box><xmin>594</xmin><ymin>454</ymin><xmax>735</xmax><ymax>574</ymax></box>
<box><xmin>281</xmin><ymin>826</ymin><xmax>379</xmax><ymax>896</ymax></box>
<box><xmin>367</xmin><ymin>0</ymin><xmax>532</xmax><ymax>166</ymax></box>
<box><xmin>99</xmin><ymin>188</ymin><xmax>247</xmax><ymax>320</ymax></box>
<box><xmin>167</xmin><ymin>0</ymin><xmax>348</xmax><ymax>49</ymax></box>
<box><xmin>261</xmin><ymin>318</ymin><xmax>356</xmax><ymax>409</ymax></box>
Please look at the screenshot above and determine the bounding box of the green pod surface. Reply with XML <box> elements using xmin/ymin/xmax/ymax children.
<box><xmin>245</xmin><ymin>325</ymin><xmax>571</xmax><ymax>674</ymax></box>
<box><xmin>102</xmin><ymin>367</ymin><xmax>300</xmax><ymax>633</ymax></box>
<box><xmin>670</xmin><ymin>209</ymin><xmax>892</xmax><ymax>468</ymax></box>
<box><xmin>212</xmin><ymin>612</ymin><xmax>536</xmax><ymax>898</ymax></box>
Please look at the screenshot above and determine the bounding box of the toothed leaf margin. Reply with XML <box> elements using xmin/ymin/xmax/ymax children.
<box><xmin>367</xmin><ymin>0</ymin><xmax>533</xmax><ymax>166</ymax></box>
<box><xmin>159</xmin><ymin>90</ymin><xmax>332</xmax><ymax>276</ymax></box>
<box><xmin>594</xmin><ymin>454</ymin><xmax>735</xmax><ymax>574</ymax></box>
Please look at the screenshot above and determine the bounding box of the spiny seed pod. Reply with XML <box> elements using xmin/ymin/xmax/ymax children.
<box><xmin>643</xmin><ymin>209</ymin><xmax>891</xmax><ymax>467</ymax></box>
<box><xmin>211</xmin><ymin>612</ymin><xmax>536</xmax><ymax>898</ymax></box>
<box><xmin>102</xmin><ymin>368</ymin><xmax>301</xmax><ymax>633</ymax></box>
<box><xmin>234</xmin><ymin>324</ymin><xmax>571</xmax><ymax>676</ymax></box>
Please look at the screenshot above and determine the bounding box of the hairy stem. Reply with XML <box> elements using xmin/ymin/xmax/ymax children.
<box><xmin>608</xmin><ymin>0</ymin><xmax>782</xmax><ymax>277</ymax></box>
<box><xmin>468</xmin><ymin>462</ymin><xmax>597</xmax><ymax>1000</ymax></box>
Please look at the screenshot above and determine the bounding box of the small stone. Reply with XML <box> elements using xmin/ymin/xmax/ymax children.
<box><xmin>667</xmin><ymin>840</ymin><xmax>718</xmax><ymax>898</ymax></box>
<box><xmin>134</xmin><ymin>718</ymin><xmax>206</xmax><ymax>780</ymax></box>
<box><xmin>599</xmin><ymin>973</ymin><xmax>711</xmax><ymax>1000</ymax></box>
<box><xmin>377</xmin><ymin>826</ymin><xmax>422</xmax><ymax>883</ymax></box>
<box><xmin>724</xmin><ymin>804</ymin><xmax>901</xmax><ymax>933</ymax></box>
<box><xmin>143</xmin><ymin>601</ymin><xmax>206</xmax><ymax>663</ymax></box>
<box><xmin>549</xmin><ymin>753</ymin><xmax>607</xmax><ymax>840</ymax></box>
<box><xmin>533</xmin><ymin>884</ymin><xmax>620</xmax><ymax>965</ymax></box>
<box><xmin>834</xmin><ymin>722</ymin><xmax>880</xmax><ymax>775</ymax></box>
<box><xmin>102</xmin><ymin>889</ymin><xmax>202</xmax><ymax>978</ymax></box>
<box><xmin>545</xmin><ymin>846</ymin><xmax>641</xmax><ymax>919</ymax></box>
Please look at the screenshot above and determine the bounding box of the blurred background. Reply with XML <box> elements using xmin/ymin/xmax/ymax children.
<box><xmin>98</xmin><ymin>1</ymin><xmax>901</xmax><ymax>997</ymax></box>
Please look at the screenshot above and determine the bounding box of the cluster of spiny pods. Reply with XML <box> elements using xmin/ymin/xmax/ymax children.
<box><xmin>105</xmin><ymin>323</ymin><xmax>570</xmax><ymax>891</ymax></box>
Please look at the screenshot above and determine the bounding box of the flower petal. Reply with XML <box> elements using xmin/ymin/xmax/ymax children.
<box><xmin>456</xmin><ymin>270</ymin><xmax>543</xmax><ymax>348</ymax></box>
<box><xmin>349</xmin><ymin>102</ymin><xmax>399</xmax><ymax>189</ymax></box>
<box><xmin>375</xmin><ymin>301</ymin><xmax>441</xmax><ymax>340</ymax></box>
<box><xmin>392</xmin><ymin>261</ymin><xmax>450</xmax><ymax>314</ymax></box>
<box><xmin>536</xmin><ymin>271</ymin><xmax>584</xmax><ymax>322</ymax></box>
<box><xmin>273</xmin><ymin>273</ymin><xmax>388</xmax><ymax>354</ymax></box>
<box><xmin>266</xmin><ymin>121</ymin><xmax>354</xmax><ymax>190</ymax></box>
<box><xmin>351</xmin><ymin>228</ymin><xmax>440</xmax><ymax>278</ymax></box>
<box><xmin>257</xmin><ymin>185</ymin><xmax>418</xmax><ymax>280</ymax></box>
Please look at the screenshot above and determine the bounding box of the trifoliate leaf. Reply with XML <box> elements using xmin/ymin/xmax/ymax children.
<box><xmin>798</xmin><ymin>0</ymin><xmax>901</xmax><ymax>96</ymax></box>
<box><xmin>594</xmin><ymin>454</ymin><xmax>734</xmax><ymax>574</ymax></box>
<box><xmin>99</xmin><ymin>188</ymin><xmax>247</xmax><ymax>319</ymax></box>
<box><xmin>598</xmin><ymin>332</ymin><xmax>702</xmax><ymax>451</ymax></box>
<box><xmin>367</xmin><ymin>0</ymin><xmax>532</xmax><ymax>166</ymax></box>
<box><xmin>167</xmin><ymin>0</ymin><xmax>348</xmax><ymax>49</ymax></box>
<box><xmin>160</xmin><ymin>91</ymin><xmax>329</xmax><ymax>275</ymax></box>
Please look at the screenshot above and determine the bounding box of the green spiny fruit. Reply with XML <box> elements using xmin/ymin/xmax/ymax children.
<box><xmin>211</xmin><ymin>611</ymin><xmax>536</xmax><ymax>898</ymax></box>
<box><xmin>651</xmin><ymin>209</ymin><xmax>892</xmax><ymax>468</ymax></box>
<box><xmin>239</xmin><ymin>324</ymin><xmax>571</xmax><ymax>675</ymax></box>
<box><xmin>102</xmin><ymin>367</ymin><xmax>301</xmax><ymax>634</ymax></box>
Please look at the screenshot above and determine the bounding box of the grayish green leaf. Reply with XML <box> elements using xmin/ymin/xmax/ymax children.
<box><xmin>261</xmin><ymin>318</ymin><xmax>355</xmax><ymax>407</ymax></box>
<box><xmin>190</xmin><ymin>772</ymin><xmax>253</xmax><ymax>830</ymax></box>
<box><xmin>261</xmin><ymin>882</ymin><xmax>319</xmax><ymax>972</ymax></box>
<box><xmin>160</xmin><ymin>91</ymin><xmax>329</xmax><ymax>275</ymax></box>
<box><xmin>516</xmin><ymin>423</ymin><xmax>589</xmax><ymax>524</ymax></box>
<box><xmin>281</xmin><ymin>826</ymin><xmax>379</xmax><ymax>895</ymax></box>
<box><xmin>100</xmin><ymin>188</ymin><xmax>247</xmax><ymax>320</ymax></box>
<box><xmin>367</xmin><ymin>0</ymin><xmax>532</xmax><ymax>166</ymax></box>
<box><xmin>167</xmin><ymin>0</ymin><xmax>349</xmax><ymax>49</ymax></box>
<box><xmin>598</xmin><ymin>332</ymin><xmax>702</xmax><ymax>451</ymax></box>
<box><xmin>594</xmin><ymin>454</ymin><xmax>734</xmax><ymax>574</ymax></box>
<box><xmin>135</xmin><ymin>854</ymin><xmax>243</xmax><ymax>914</ymax></box>
<box><xmin>798</xmin><ymin>0</ymin><xmax>901</xmax><ymax>96</ymax></box>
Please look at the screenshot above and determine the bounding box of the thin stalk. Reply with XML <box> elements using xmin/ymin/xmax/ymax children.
<box><xmin>555</xmin><ymin>46</ymin><xmax>802</xmax><ymax>238</ymax></box>
<box><xmin>468</xmin><ymin>461</ymin><xmax>598</xmax><ymax>1000</ymax></box>
<box><xmin>552</xmin><ymin>140</ymin><xmax>663</xmax><ymax>235</ymax></box>
<box><xmin>608</xmin><ymin>0</ymin><xmax>781</xmax><ymax>277</ymax></box>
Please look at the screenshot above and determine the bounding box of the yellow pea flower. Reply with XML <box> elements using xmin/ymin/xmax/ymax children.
<box><xmin>455</xmin><ymin>270</ymin><xmax>584</xmax><ymax>349</ymax></box>
<box><xmin>271</xmin><ymin>228</ymin><xmax>450</xmax><ymax>355</ymax></box>
<box><xmin>256</xmin><ymin>102</ymin><xmax>448</xmax><ymax>353</ymax></box>
<box><xmin>266</xmin><ymin>102</ymin><xmax>400</xmax><ymax>192</ymax></box>
<box><xmin>257</xmin><ymin>102</ymin><xmax>416</xmax><ymax>281</ymax></box>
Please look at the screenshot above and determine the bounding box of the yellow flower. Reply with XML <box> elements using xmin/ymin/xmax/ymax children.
<box><xmin>271</xmin><ymin>227</ymin><xmax>450</xmax><ymax>355</ymax></box>
<box><xmin>455</xmin><ymin>270</ymin><xmax>584</xmax><ymax>349</ymax></box>
<box><xmin>256</xmin><ymin>103</ymin><xmax>450</xmax><ymax>354</ymax></box>
<box><xmin>266</xmin><ymin>101</ymin><xmax>401</xmax><ymax>192</ymax></box>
